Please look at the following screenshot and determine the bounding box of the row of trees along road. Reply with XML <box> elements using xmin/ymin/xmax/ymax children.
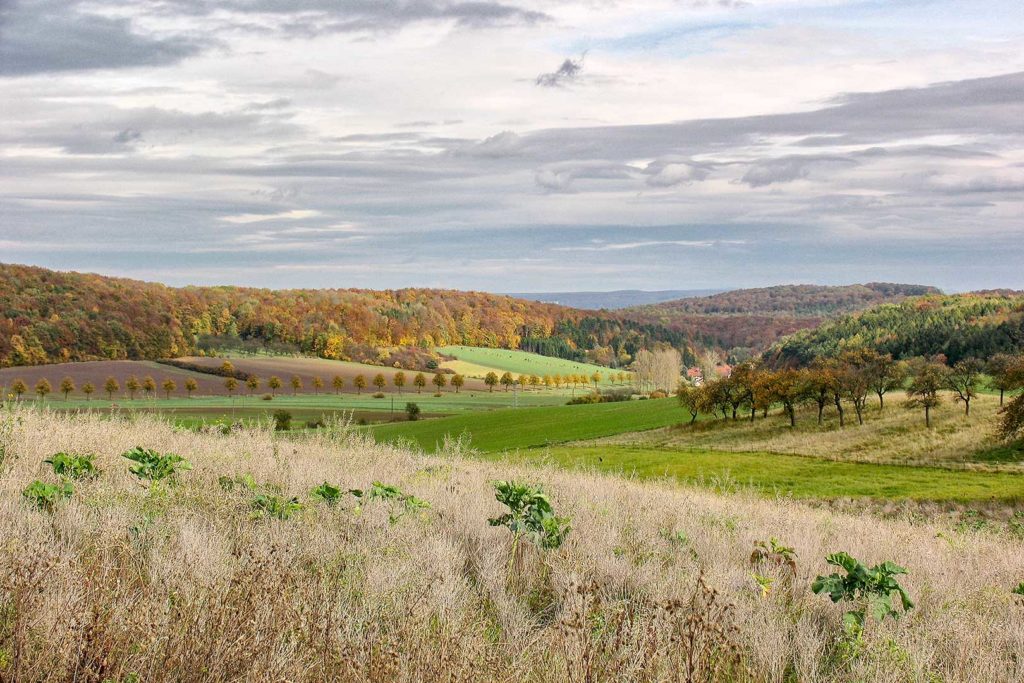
<box><xmin>677</xmin><ymin>348</ymin><xmax>1024</xmax><ymax>439</ymax></box>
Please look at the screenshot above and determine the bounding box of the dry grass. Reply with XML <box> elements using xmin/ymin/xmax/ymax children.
<box><xmin>591</xmin><ymin>393</ymin><xmax>1022</xmax><ymax>471</ymax></box>
<box><xmin>1</xmin><ymin>407</ymin><xmax>1023</xmax><ymax>682</ymax></box>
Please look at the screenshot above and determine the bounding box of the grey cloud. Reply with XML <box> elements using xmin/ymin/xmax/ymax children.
<box><xmin>644</xmin><ymin>159</ymin><xmax>712</xmax><ymax>187</ymax></box>
<box><xmin>534</xmin><ymin>161</ymin><xmax>634</xmax><ymax>192</ymax></box>
<box><xmin>245</xmin><ymin>98</ymin><xmax>292</xmax><ymax>111</ymax></box>
<box><xmin>536</xmin><ymin>55</ymin><xmax>584</xmax><ymax>88</ymax></box>
<box><xmin>135</xmin><ymin>0</ymin><xmax>548</xmax><ymax>35</ymax></box>
<box><xmin>0</xmin><ymin>0</ymin><xmax>207</xmax><ymax>75</ymax></box>
<box><xmin>740</xmin><ymin>156</ymin><xmax>858</xmax><ymax>187</ymax></box>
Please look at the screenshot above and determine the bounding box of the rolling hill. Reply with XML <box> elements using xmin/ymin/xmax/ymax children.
<box><xmin>0</xmin><ymin>263</ymin><xmax>688</xmax><ymax>369</ymax></box>
<box><xmin>769</xmin><ymin>290</ymin><xmax>1024</xmax><ymax>365</ymax></box>
<box><xmin>618</xmin><ymin>283</ymin><xmax>941</xmax><ymax>353</ymax></box>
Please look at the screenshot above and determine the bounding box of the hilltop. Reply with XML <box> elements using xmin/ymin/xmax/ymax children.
<box><xmin>618</xmin><ymin>283</ymin><xmax>940</xmax><ymax>354</ymax></box>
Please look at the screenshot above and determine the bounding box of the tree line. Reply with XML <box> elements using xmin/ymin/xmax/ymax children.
<box><xmin>677</xmin><ymin>348</ymin><xmax>1024</xmax><ymax>438</ymax></box>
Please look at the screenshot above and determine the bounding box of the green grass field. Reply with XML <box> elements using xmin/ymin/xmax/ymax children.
<box><xmin>437</xmin><ymin>345</ymin><xmax>626</xmax><ymax>384</ymax></box>
<box><xmin>370</xmin><ymin>398</ymin><xmax>683</xmax><ymax>452</ymax></box>
<box><xmin>525</xmin><ymin>446</ymin><xmax>1024</xmax><ymax>503</ymax></box>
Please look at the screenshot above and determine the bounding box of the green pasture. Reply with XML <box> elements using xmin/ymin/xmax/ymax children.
<box><xmin>528</xmin><ymin>446</ymin><xmax>1024</xmax><ymax>503</ymax></box>
<box><xmin>370</xmin><ymin>398</ymin><xmax>683</xmax><ymax>452</ymax></box>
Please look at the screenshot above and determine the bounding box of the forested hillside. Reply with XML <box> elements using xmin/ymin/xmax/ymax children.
<box><xmin>0</xmin><ymin>263</ymin><xmax>688</xmax><ymax>368</ymax></box>
<box><xmin>619</xmin><ymin>283</ymin><xmax>940</xmax><ymax>353</ymax></box>
<box><xmin>769</xmin><ymin>291</ymin><xmax>1024</xmax><ymax>365</ymax></box>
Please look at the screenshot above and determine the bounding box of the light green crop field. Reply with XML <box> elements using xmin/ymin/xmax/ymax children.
<box><xmin>437</xmin><ymin>345</ymin><xmax>627</xmax><ymax>384</ymax></box>
<box><xmin>370</xmin><ymin>398</ymin><xmax>683</xmax><ymax>452</ymax></box>
<box><xmin>520</xmin><ymin>446</ymin><xmax>1024</xmax><ymax>503</ymax></box>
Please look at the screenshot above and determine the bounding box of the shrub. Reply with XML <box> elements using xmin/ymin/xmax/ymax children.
<box><xmin>566</xmin><ymin>393</ymin><xmax>602</xmax><ymax>405</ymax></box>
<box><xmin>45</xmin><ymin>452</ymin><xmax>99</xmax><ymax>480</ymax></box>
<box><xmin>261</xmin><ymin>393</ymin><xmax>274</xmax><ymax>401</ymax></box>
<box><xmin>251</xmin><ymin>493</ymin><xmax>303</xmax><ymax>520</ymax></box>
<box><xmin>488</xmin><ymin>480</ymin><xmax>570</xmax><ymax>550</ymax></box>
<box><xmin>405</xmin><ymin>402</ymin><xmax>421</xmax><ymax>421</ymax></box>
<box><xmin>122</xmin><ymin>447</ymin><xmax>192</xmax><ymax>483</ymax></box>
<box><xmin>372</xmin><ymin>392</ymin><xmax>386</xmax><ymax>399</ymax></box>
<box><xmin>22</xmin><ymin>479</ymin><xmax>73</xmax><ymax>511</ymax></box>
<box><xmin>272</xmin><ymin>410</ymin><xmax>292</xmax><ymax>431</ymax></box>
<box><xmin>811</xmin><ymin>551</ymin><xmax>914</xmax><ymax>629</ymax></box>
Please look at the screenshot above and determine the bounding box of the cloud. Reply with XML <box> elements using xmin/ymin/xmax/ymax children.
<box><xmin>739</xmin><ymin>156</ymin><xmax>857</xmax><ymax>187</ymax></box>
<box><xmin>644</xmin><ymin>159</ymin><xmax>712</xmax><ymax>187</ymax></box>
<box><xmin>536</xmin><ymin>55</ymin><xmax>585</xmax><ymax>87</ymax></box>
<box><xmin>0</xmin><ymin>0</ymin><xmax>207</xmax><ymax>76</ymax></box>
<box><xmin>220</xmin><ymin>209</ymin><xmax>321</xmax><ymax>224</ymax></box>
<box><xmin>534</xmin><ymin>161</ymin><xmax>634</xmax><ymax>192</ymax></box>
<box><xmin>552</xmin><ymin>239</ymin><xmax>746</xmax><ymax>252</ymax></box>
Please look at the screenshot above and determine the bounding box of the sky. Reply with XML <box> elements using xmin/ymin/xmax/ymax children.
<box><xmin>1</xmin><ymin>0</ymin><xmax>1023</xmax><ymax>293</ymax></box>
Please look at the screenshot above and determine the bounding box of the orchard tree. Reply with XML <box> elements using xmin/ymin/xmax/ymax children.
<box><xmin>767</xmin><ymin>368</ymin><xmax>808</xmax><ymax>428</ymax></box>
<box><xmin>220</xmin><ymin>360</ymin><xmax>235</xmax><ymax>376</ymax></box>
<box><xmin>484</xmin><ymin>371</ymin><xmax>498</xmax><ymax>392</ymax></box>
<box><xmin>864</xmin><ymin>351</ymin><xmax>907</xmax><ymax>410</ymax></box>
<box><xmin>590</xmin><ymin>372</ymin><xmax>602</xmax><ymax>391</ymax></box>
<box><xmin>552</xmin><ymin>374</ymin><xmax>563</xmax><ymax>389</ymax></box>
<box><xmin>373</xmin><ymin>373</ymin><xmax>387</xmax><ymax>391</ymax></box>
<box><xmin>354</xmin><ymin>374</ymin><xmax>366</xmax><ymax>394</ymax></box>
<box><xmin>60</xmin><ymin>377</ymin><xmax>75</xmax><ymax>400</ymax></box>
<box><xmin>82</xmin><ymin>381</ymin><xmax>95</xmax><ymax>401</ymax></box>
<box><xmin>126</xmin><ymin>375</ymin><xmax>141</xmax><ymax>400</ymax></box>
<box><xmin>945</xmin><ymin>358</ymin><xmax>984</xmax><ymax>416</ymax></box>
<box><xmin>142</xmin><ymin>376</ymin><xmax>156</xmax><ymax>398</ymax></box>
<box><xmin>332</xmin><ymin>375</ymin><xmax>344</xmax><ymax>394</ymax></box>
<box><xmin>905</xmin><ymin>360</ymin><xmax>948</xmax><ymax>427</ymax></box>
<box><xmin>312</xmin><ymin>376</ymin><xmax>324</xmax><ymax>395</ymax></box>
<box><xmin>451</xmin><ymin>374</ymin><xmax>464</xmax><ymax>393</ymax></box>
<box><xmin>10</xmin><ymin>379</ymin><xmax>27</xmax><ymax>401</ymax></box>
<box><xmin>185</xmin><ymin>378</ymin><xmax>198</xmax><ymax>398</ymax></box>
<box><xmin>104</xmin><ymin>377</ymin><xmax>120</xmax><ymax>400</ymax></box>
<box><xmin>290</xmin><ymin>375</ymin><xmax>303</xmax><ymax>395</ymax></box>
<box><xmin>432</xmin><ymin>372</ymin><xmax>446</xmax><ymax>393</ymax></box>
<box><xmin>247</xmin><ymin>376</ymin><xmax>260</xmax><ymax>396</ymax></box>
<box><xmin>393</xmin><ymin>371</ymin><xmax>406</xmax><ymax>394</ymax></box>
<box><xmin>517</xmin><ymin>374</ymin><xmax>528</xmax><ymax>390</ymax></box>
<box><xmin>529</xmin><ymin>374</ymin><xmax>541</xmax><ymax>390</ymax></box>
<box><xmin>224</xmin><ymin>377</ymin><xmax>238</xmax><ymax>396</ymax></box>
<box><xmin>837</xmin><ymin>349</ymin><xmax>873</xmax><ymax>425</ymax></box>
<box><xmin>162</xmin><ymin>379</ymin><xmax>176</xmax><ymax>399</ymax></box>
<box><xmin>987</xmin><ymin>353</ymin><xmax>1018</xmax><ymax>406</ymax></box>
<box><xmin>543</xmin><ymin>375</ymin><xmax>554</xmax><ymax>390</ymax></box>
<box><xmin>677</xmin><ymin>384</ymin><xmax>701</xmax><ymax>424</ymax></box>
<box><xmin>35</xmin><ymin>378</ymin><xmax>52</xmax><ymax>401</ymax></box>
<box><xmin>500</xmin><ymin>372</ymin><xmax>514</xmax><ymax>392</ymax></box>
<box><xmin>413</xmin><ymin>372</ymin><xmax>427</xmax><ymax>394</ymax></box>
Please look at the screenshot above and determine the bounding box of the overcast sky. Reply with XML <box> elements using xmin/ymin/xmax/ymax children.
<box><xmin>2</xmin><ymin>0</ymin><xmax>1022</xmax><ymax>292</ymax></box>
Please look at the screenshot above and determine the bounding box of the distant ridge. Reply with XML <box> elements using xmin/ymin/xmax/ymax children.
<box><xmin>506</xmin><ymin>289</ymin><xmax>725</xmax><ymax>310</ymax></box>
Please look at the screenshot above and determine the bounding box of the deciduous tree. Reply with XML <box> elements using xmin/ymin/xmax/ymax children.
<box><xmin>162</xmin><ymin>379</ymin><xmax>176</xmax><ymax>399</ymax></box>
<box><xmin>225</xmin><ymin>377</ymin><xmax>238</xmax><ymax>396</ymax></box>
<box><xmin>905</xmin><ymin>360</ymin><xmax>948</xmax><ymax>427</ymax></box>
<box><xmin>126</xmin><ymin>375</ymin><xmax>140</xmax><ymax>400</ymax></box>
<box><xmin>185</xmin><ymin>378</ymin><xmax>198</xmax><ymax>398</ymax></box>
<box><xmin>60</xmin><ymin>376</ymin><xmax>75</xmax><ymax>400</ymax></box>
<box><xmin>82</xmin><ymin>381</ymin><xmax>95</xmax><ymax>400</ymax></box>
<box><xmin>451</xmin><ymin>374</ymin><xmax>464</xmax><ymax>393</ymax></box>
<box><xmin>354</xmin><ymin>374</ymin><xmax>366</xmax><ymax>394</ymax></box>
<box><xmin>432</xmin><ymin>373</ymin><xmax>446</xmax><ymax>393</ymax></box>
<box><xmin>142</xmin><ymin>376</ymin><xmax>156</xmax><ymax>398</ymax></box>
<box><xmin>35</xmin><ymin>378</ymin><xmax>51</xmax><ymax>401</ymax></box>
<box><xmin>393</xmin><ymin>371</ymin><xmax>405</xmax><ymax>393</ymax></box>
<box><xmin>414</xmin><ymin>372</ymin><xmax>427</xmax><ymax>394</ymax></box>
<box><xmin>485</xmin><ymin>372</ymin><xmax>498</xmax><ymax>392</ymax></box>
<box><xmin>268</xmin><ymin>376</ymin><xmax>282</xmax><ymax>395</ymax></box>
<box><xmin>945</xmin><ymin>358</ymin><xmax>983</xmax><ymax>416</ymax></box>
<box><xmin>246</xmin><ymin>376</ymin><xmax>260</xmax><ymax>395</ymax></box>
<box><xmin>373</xmin><ymin>373</ymin><xmax>387</xmax><ymax>391</ymax></box>
<box><xmin>332</xmin><ymin>375</ymin><xmax>344</xmax><ymax>394</ymax></box>
<box><xmin>500</xmin><ymin>372</ymin><xmax>514</xmax><ymax>392</ymax></box>
<box><xmin>104</xmin><ymin>377</ymin><xmax>119</xmax><ymax>400</ymax></box>
<box><xmin>290</xmin><ymin>375</ymin><xmax>302</xmax><ymax>395</ymax></box>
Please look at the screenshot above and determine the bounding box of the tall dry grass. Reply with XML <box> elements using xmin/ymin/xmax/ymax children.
<box><xmin>1</xmin><ymin>407</ymin><xmax>1022</xmax><ymax>682</ymax></box>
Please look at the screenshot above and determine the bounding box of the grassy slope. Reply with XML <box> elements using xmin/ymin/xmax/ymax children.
<box><xmin>370</xmin><ymin>398</ymin><xmax>682</xmax><ymax>452</ymax></box>
<box><xmin>437</xmin><ymin>346</ymin><xmax>622</xmax><ymax>383</ymax></box>
<box><xmin>591</xmin><ymin>393</ymin><xmax>1024</xmax><ymax>470</ymax></box>
<box><xmin>5</xmin><ymin>409</ymin><xmax>1024</xmax><ymax>681</ymax></box>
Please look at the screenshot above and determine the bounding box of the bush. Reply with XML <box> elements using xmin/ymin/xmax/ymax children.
<box><xmin>650</xmin><ymin>390</ymin><xmax>668</xmax><ymax>399</ymax></box>
<box><xmin>372</xmin><ymin>392</ymin><xmax>386</xmax><ymax>398</ymax></box>
<box><xmin>405</xmin><ymin>402</ymin><xmax>421</xmax><ymax>421</ymax></box>
<box><xmin>272</xmin><ymin>410</ymin><xmax>292</xmax><ymax>431</ymax></box>
<box><xmin>261</xmin><ymin>393</ymin><xmax>273</xmax><ymax>401</ymax></box>
<box><xmin>567</xmin><ymin>393</ymin><xmax>602</xmax><ymax>405</ymax></box>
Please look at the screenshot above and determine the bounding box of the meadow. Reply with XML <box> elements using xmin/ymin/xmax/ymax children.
<box><xmin>437</xmin><ymin>346</ymin><xmax>625</xmax><ymax>385</ymax></box>
<box><xmin>2</xmin><ymin>408</ymin><xmax>1022</xmax><ymax>682</ymax></box>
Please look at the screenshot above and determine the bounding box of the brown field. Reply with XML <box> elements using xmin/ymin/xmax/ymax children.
<box><xmin>0</xmin><ymin>360</ymin><xmax>227</xmax><ymax>398</ymax></box>
<box><xmin>2</xmin><ymin>409</ymin><xmax>1023</xmax><ymax>681</ymax></box>
<box><xmin>174</xmin><ymin>355</ymin><xmax>492</xmax><ymax>394</ymax></box>
<box><xmin>0</xmin><ymin>356</ymin><xmax>491</xmax><ymax>399</ymax></box>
